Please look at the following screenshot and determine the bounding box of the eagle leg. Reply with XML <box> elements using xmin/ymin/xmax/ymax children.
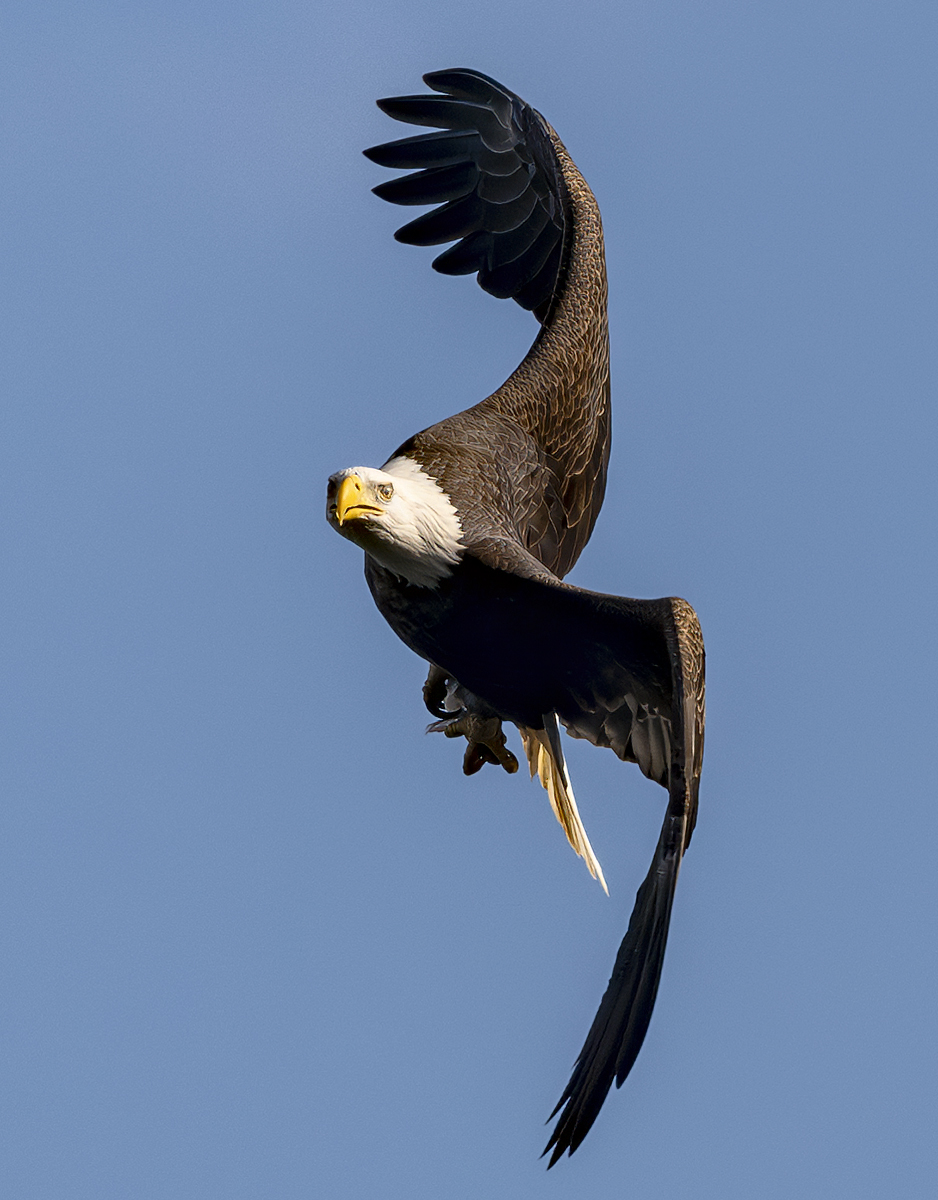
<box><xmin>423</xmin><ymin>670</ymin><xmax>519</xmax><ymax>775</ymax></box>
<box><xmin>427</xmin><ymin>709</ymin><xmax>519</xmax><ymax>776</ymax></box>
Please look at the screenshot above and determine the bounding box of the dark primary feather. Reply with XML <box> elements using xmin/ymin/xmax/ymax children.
<box><xmin>543</xmin><ymin>811</ymin><xmax>683</xmax><ymax>1164</ymax></box>
<box><xmin>371</xmin><ymin>161</ymin><xmax>478</xmax><ymax>207</ymax></box>
<box><xmin>363</xmin><ymin>129</ymin><xmax>480</xmax><ymax>170</ymax></box>
<box><xmin>364</xmin><ymin>69</ymin><xmax>566</xmax><ymax>319</ymax></box>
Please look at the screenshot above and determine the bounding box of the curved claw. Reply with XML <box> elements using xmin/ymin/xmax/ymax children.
<box><xmin>422</xmin><ymin>664</ymin><xmax>450</xmax><ymax>719</ymax></box>
<box><xmin>428</xmin><ymin>710</ymin><xmax>519</xmax><ymax>775</ymax></box>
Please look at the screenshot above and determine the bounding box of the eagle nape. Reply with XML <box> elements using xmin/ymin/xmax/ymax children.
<box><xmin>326</xmin><ymin>68</ymin><xmax>705</xmax><ymax>1164</ymax></box>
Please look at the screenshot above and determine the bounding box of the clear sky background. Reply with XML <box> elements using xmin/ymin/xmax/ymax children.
<box><xmin>3</xmin><ymin>2</ymin><xmax>937</xmax><ymax>1197</ymax></box>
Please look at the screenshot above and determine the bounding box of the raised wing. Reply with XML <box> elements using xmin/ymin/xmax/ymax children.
<box><xmin>366</xmin><ymin>69</ymin><xmax>610</xmax><ymax>580</ymax></box>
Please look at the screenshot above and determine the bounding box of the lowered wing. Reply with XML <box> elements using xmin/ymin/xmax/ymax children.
<box><xmin>544</xmin><ymin>596</ymin><xmax>704</xmax><ymax>1164</ymax></box>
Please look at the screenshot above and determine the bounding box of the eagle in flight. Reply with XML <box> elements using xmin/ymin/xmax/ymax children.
<box><xmin>326</xmin><ymin>68</ymin><xmax>705</xmax><ymax>1164</ymax></box>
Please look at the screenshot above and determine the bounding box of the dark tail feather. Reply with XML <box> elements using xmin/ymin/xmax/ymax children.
<box><xmin>543</xmin><ymin>802</ymin><xmax>686</xmax><ymax>1166</ymax></box>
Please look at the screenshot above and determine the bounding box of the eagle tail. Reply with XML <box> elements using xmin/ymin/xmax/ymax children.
<box><xmin>519</xmin><ymin>715</ymin><xmax>608</xmax><ymax>894</ymax></box>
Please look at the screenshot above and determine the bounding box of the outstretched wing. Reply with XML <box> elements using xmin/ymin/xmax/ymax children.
<box><xmin>366</xmin><ymin>69</ymin><xmax>610</xmax><ymax>580</ymax></box>
<box><xmin>364</xmin><ymin>69</ymin><xmax>566</xmax><ymax>321</ymax></box>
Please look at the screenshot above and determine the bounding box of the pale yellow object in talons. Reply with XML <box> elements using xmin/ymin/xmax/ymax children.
<box><xmin>520</xmin><ymin>721</ymin><xmax>608</xmax><ymax>895</ymax></box>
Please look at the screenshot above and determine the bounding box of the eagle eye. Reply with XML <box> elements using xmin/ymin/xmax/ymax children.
<box><xmin>377</xmin><ymin>483</ymin><xmax>394</xmax><ymax>502</ymax></box>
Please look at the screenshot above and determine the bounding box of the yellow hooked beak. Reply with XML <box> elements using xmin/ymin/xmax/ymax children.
<box><xmin>334</xmin><ymin>474</ymin><xmax>384</xmax><ymax>526</ymax></box>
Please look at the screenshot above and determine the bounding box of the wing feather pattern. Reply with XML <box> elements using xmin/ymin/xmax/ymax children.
<box><xmin>364</xmin><ymin>69</ymin><xmax>566</xmax><ymax>321</ymax></box>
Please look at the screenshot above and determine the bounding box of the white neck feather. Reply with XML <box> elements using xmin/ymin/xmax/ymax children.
<box><xmin>367</xmin><ymin>456</ymin><xmax>463</xmax><ymax>588</ymax></box>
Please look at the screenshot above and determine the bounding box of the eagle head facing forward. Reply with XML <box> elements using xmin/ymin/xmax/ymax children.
<box><xmin>326</xmin><ymin>457</ymin><xmax>464</xmax><ymax>589</ymax></box>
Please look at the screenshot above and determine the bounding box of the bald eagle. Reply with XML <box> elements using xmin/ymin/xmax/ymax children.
<box><xmin>326</xmin><ymin>69</ymin><xmax>705</xmax><ymax>1165</ymax></box>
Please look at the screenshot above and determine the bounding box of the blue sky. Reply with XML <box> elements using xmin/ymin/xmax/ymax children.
<box><xmin>3</xmin><ymin>2</ymin><xmax>937</xmax><ymax>1196</ymax></box>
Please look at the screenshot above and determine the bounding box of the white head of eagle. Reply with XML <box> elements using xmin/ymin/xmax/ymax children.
<box><xmin>326</xmin><ymin>456</ymin><xmax>464</xmax><ymax>589</ymax></box>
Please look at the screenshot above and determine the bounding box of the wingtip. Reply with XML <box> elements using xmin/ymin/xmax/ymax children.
<box><xmin>541</xmin><ymin>1124</ymin><xmax>582</xmax><ymax>1168</ymax></box>
<box><xmin>542</xmin><ymin>1144</ymin><xmax>563</xmax><ymax>1169</ymax></box>
<box><xmin>540</xmin><ymin>1130</ymin><xmax>562</xmax><ymax>1168</ymax></box>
